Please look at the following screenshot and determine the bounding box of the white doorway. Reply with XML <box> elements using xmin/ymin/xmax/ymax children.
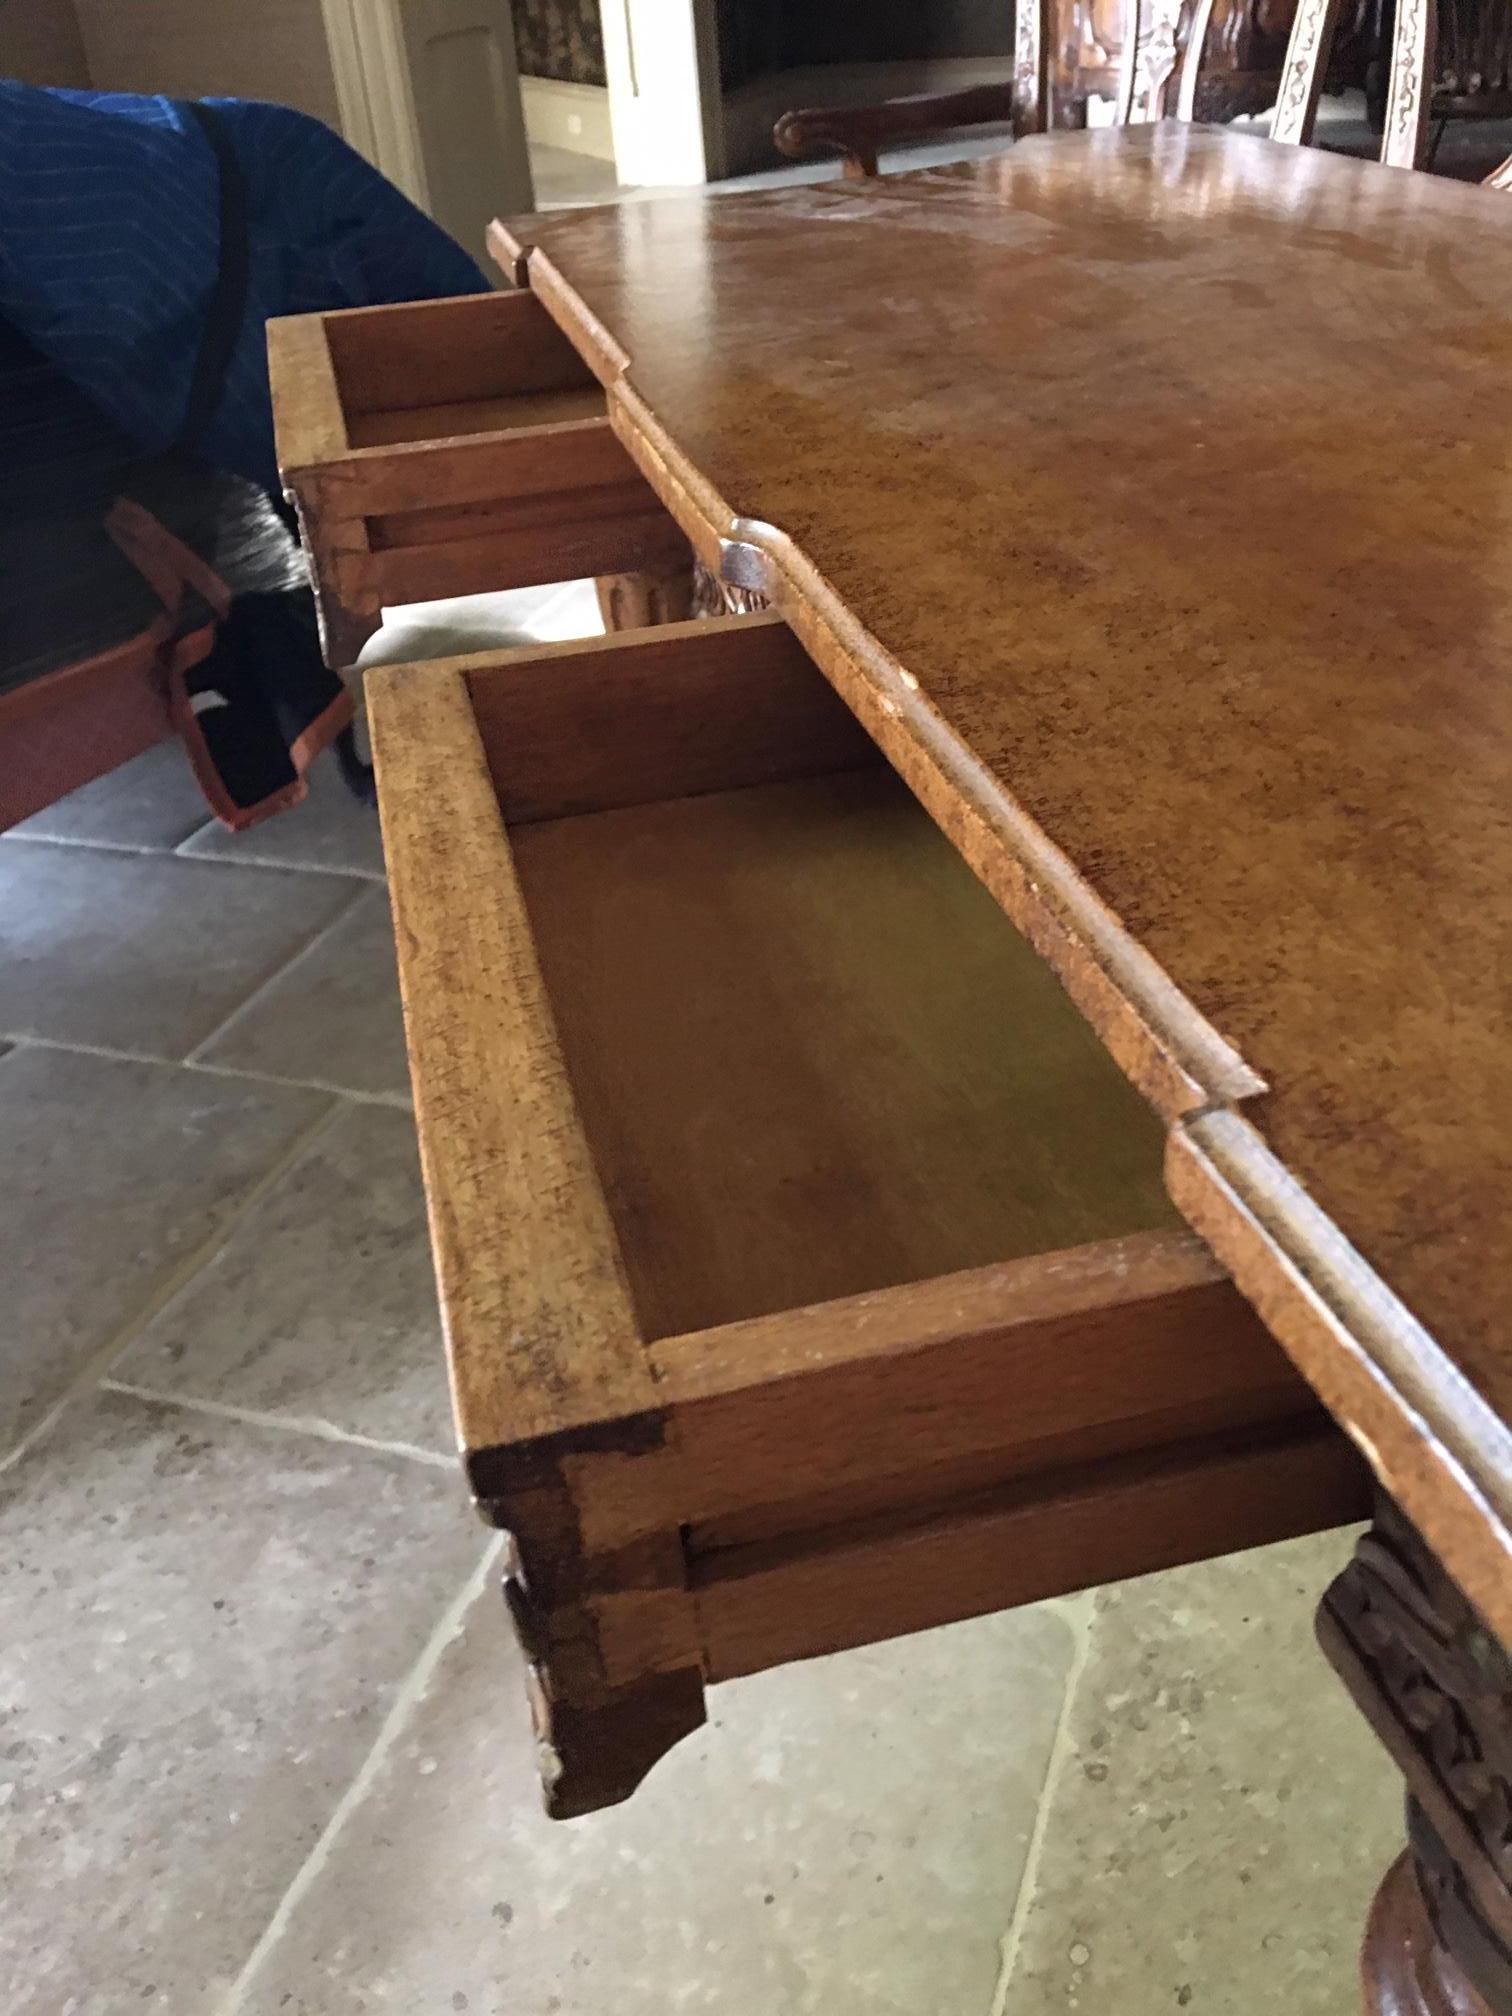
<box><xmin>511</xmin><ymin>0</ymin><xmax>622</xmax><ymax>205</ymax></box>
<box><xmin>531</xmin><ymin>0</ymin><xmax>1017</xmax><ymax>193</ymax></box>
<box><xmin>323</xmin><ymin>0</ymin><xmax>536</xmax><ymax>264</ymax></box>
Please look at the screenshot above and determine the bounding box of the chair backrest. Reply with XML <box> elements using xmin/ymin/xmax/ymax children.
<box><xmin>1010</xmin><ymin>0</ymin><xmax>1052</xmax><ymax>135</ymax></box>
<box><xmin>1272</xmin><ymin>0</ymin><xmax>1437</xmax><ymax>166</ymax></box>
<box><xmin>785</xmin><ymin>0</ymin><xmax>1509</xmax><ymax>199</ymax></box>
<box><xmin>1014</xmin><ymin>0</ymin><xmax>1194</xmax><ymax>135</ymax></box>
<box><xmin>1116</xmin><ymin>0</ymin><xmax>1193</xmax><ymax>125</ymax></box>
<box><xmin>777</xmin><ymin>0</ymin><xmax>1202</xmax><ymax>178</ymax></box>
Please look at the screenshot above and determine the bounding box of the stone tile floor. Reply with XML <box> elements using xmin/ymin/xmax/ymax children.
<box><xmin>0</xmin><ymin>566</ymin><xmax>1401</xmax><ymax>2014</ymax></box>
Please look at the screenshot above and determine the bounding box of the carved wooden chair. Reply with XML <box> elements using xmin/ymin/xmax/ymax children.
<box><xmin>1273</xmin><ymin>0</ymin><xmax>1512</xmax><ymax>184</ymax></box>
<box><xmin>776</xmin><ymin>0</ymin><xmax>1512</xmax><ymax>185</ymax></box>
<box><xmin>1282</xmin><ymin>0</ymin><xmax>1512</xmax><ymax>171</ymax></box>
<box><xmin>1271</xmin><ymin>0</ymin><xmax>1439</xmax><ymax>164</ymax></box>
<box><xmin>773</xmin><ymin>0</ymin><xmax>1200</xmax><ymax>179</ymax></box>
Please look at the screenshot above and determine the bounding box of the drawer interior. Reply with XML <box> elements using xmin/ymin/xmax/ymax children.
<box><xmin>371</xmin><ymin>613</ymin><xmax>1362</xmax><ymax>1818</ymax></box>
<box><xmin>510</xmin><ymin>751</ymin><xmax>1176</xmax><ymax>1343</ymax></box>
<box><xmin>272</xmin><ymin>289</ymin><xmax>685</xmax><ymax>662</ymax></box>
<box><xmin>323</xmin><ymin>290</ymin><xmax>607</xmax><ymax>448</ymax></box>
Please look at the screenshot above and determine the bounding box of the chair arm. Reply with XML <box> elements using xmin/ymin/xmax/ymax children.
<box><xmin>773</xmin><ymin>83</ymin><xmax>1017</xmax><ymax>179</ymax></box>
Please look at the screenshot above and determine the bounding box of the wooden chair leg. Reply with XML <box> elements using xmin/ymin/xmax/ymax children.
<box><xmin>1317</xmin><ymin>1498</ymin><xmax>1512</xmax><ymax>2016</ymax></box>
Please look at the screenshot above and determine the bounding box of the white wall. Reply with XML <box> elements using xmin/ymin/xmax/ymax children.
<box><xmin>0</xmin><ymin>0</ymin><xmax>91</xmax><ymax>86</ymax></box>
<box><xmin>602</xmin><ymin>0</ymin><xmax>721</xmax><ymax>184</ymax></box>
<box><xmin>72</xmin><ymin>0</ymin><xmax>342</xmax><ymax>127</ymax></box>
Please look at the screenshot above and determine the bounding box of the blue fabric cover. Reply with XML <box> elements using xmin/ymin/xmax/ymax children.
<box><xmin>0</xmin><ymin>83</ymin><xmax>488</xmax><ymax>492</ymax></box>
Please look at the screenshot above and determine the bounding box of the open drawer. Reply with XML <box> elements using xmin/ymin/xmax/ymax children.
<box><xmin>368</xmin><ymin>612</ymin><xmax>1367</xmax><ymax>1818</ymax></box>
<box><xmin>267</xmin><ymin>290</ymin><xmax>689</xmax><ymax>667</ymax></box>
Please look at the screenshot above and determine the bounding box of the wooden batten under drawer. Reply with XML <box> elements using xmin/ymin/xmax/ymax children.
<box><xmin>368</xmin><ymin>613</ymin><xmax>1367</xmax><ymax>1818</ymax></box>
<box><xmin>268</xmin><ymin>289</ymin><xmax>687</xmax><ymax>667</ymax></box>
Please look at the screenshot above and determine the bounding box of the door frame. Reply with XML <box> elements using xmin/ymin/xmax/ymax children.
<box><xmin>601</xmin><ymin>0</ymin><xmax>726</xmax><ymax>184</ymax></box>
<box><xmin>319</xmin><ymin>0</ymin><xmax>533</xmax><ymax>221</ymax></box>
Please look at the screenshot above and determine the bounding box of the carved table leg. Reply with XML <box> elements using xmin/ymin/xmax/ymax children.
<box><xmin>595</xmin><ymin>560</ymin><xmax>699</xmax><ymax>632</ymax></box>
<box><xmin>1317</xmin><ymin>1497</ymin><xmax>1512</xmax><ymax>2014</ymax></box>
<box><xmin>692</xmin><ymin>563</ymin><xmax>771</xmax><ymax>618</ymax></box>
<box><xmin>596</xmin><ymin>557</ymin><xmax>771</xmax><ymax>632</ymax></box>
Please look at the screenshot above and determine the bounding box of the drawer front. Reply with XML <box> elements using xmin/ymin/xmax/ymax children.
<box><xmin>268</xmin><ymin>289</ymin><xmax>688</xmax><ymax>667</ymax></box>
<box><xmin>369</xmin><ymin>612</ymin><xmax>1366</xmax><ymax>1817</ymax></box>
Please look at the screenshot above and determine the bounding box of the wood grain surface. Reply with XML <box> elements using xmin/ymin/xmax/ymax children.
<box><xmin>655</xmin><ymin>1227</ymin><xmax>1329</xmax><ymax>1540</ymax></box>
<box><xmin>513</xmin><ymin>766</ymin><xmax>1177</xmax><ymax>1340</ymax></box>
<box><xmin>462</xmin><ymin>612</ymin><xmax>880</xmax><ymax>821</ymax></box>
<box><xmin>320</xmin><ymin>289</ymin><xmax>598</xmax><ymax>419</ymax></box>
<box><xmin>498</xmin><ymin>127</ymin><xmax>1512</xmax><ymax>1633</ymax></box>
<box><xmin>368</xmin><ymin>661</ymin><xmax>654</xmax><ymax>1451</ymax></box>
<box><xmin>692</xmin><ymin>1422</ymin><xmax>1363</xmax><ymax>1681</ymax></box>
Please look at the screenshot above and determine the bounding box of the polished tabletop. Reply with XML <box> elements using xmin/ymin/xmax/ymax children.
<box><xmin>500</xmin><ymin>127</ymin><xmax>1512</xmax><ymax>1626</ymax></box>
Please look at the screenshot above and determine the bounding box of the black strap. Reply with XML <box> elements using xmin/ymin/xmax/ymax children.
<box><xmin>177</xmin><ymin>102</ymin><xmax>250</xmax><ymax>454</ymax></box>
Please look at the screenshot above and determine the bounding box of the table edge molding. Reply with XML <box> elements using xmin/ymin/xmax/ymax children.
<box><xmin>1171</xmin><ymin>1111</ymin><xmax>1512</xmax><ymax>1644</ymax></box>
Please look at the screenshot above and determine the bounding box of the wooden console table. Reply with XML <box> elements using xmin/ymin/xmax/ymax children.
<box><xmin>271</xmin><ymin>125</ymin><xmax>1511</xmax><ymax>2014</ymax></box>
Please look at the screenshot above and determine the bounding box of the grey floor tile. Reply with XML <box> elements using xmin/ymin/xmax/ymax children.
<box><xmin>115</xmin><ymin>1103</ymin><xmax>451</xmax><ymax>1452</ymax></box>
<box><xmin>531</xmin><ymin>142</ymin><xmax>621</xmax><ymax>208</ymax></box>
<box><xmin>0</xmin><ymin>842</ymin><xmax>357</xmax><ymax>1057</ymax></box>
<box><xmin>235</xmin><ymin>1596</ymin><xmax>1074</xmax><ymax>2016</ymax></box>
<box><xmin>180</xmin><ymin>759</ymin><xmax>386</xmax><ymax>879</ymax></box>
<box><xmin>197</xmin><ymin>887</ymin><xmax>410</xmax><ymax>1100</ymax></box>
<box><xmin>580</xmin><ymin>132</ymin><xmax>1020</xmax><ymax>213</ymax></box>
<box><xmin>7</xmin><ymin>739</ymin><xmax>212</xmax><ymax>852</ymax></box>
<box><xmin>0</xmin><ymin>1048</ymin><xmax>327</xmax><ymax>1460</ymax></box>
<box><xmin>1001</xmin><ymin>1528</ymin><xmax>1400</xmax><ymax>2016</ymax></box>
<box><xmin>0</xmin><ymin>1388</ymin><xmax>486</xmax><ymax>2016</ymax></box>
